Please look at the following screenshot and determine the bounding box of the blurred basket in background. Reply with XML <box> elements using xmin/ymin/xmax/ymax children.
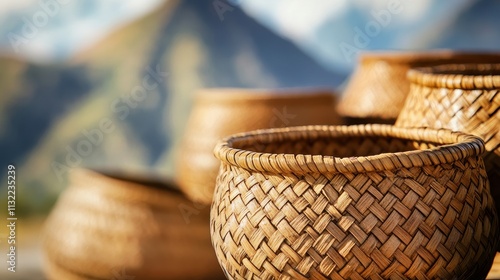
<box><xmin>396</xmin><ymin>63</ymin><xmax>500</xmax><ymax>227</ymax></box>
<box><xmin>338</xmin><ymin>51</ymin><xmax>500</xmax><ymax>124</ymax></box>
<box><xmin>211</xmin><ymin>124</ymin><xmax>498</xmax><ymax>279</ymax></box>
<box><xmin>42</xmin><ymin>168</ymin><xmax>224</xmax><ymax>280</ymax></box>
<box><xmin>176</xmin><ymin>88</ymin><xmax>342</xmax><ymax>205</ymax></box>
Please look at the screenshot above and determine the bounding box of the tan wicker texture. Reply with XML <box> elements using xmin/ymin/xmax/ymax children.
<box><xmin>211</xmin><ymin>125</ymin><xmax>498</xmax><ymax>279</ymax></box>
<box><xmin>396</xmin><ymin>64</ymin><xmax>500</xmax><ymax>230</ymax></box>
<box><xmin>339</xmin><ymin>51</ymin><xmax>500</xmax><ymax>123</ymax></box>
<box><xmin>43</xmin><ymin>169</ymin><xmax>225</xmax><ymax>280</ymax></box>
<box><xmin>177</xmin><ymin>88</ymin><xmax>342</xmax><ymax>205</ymax></box>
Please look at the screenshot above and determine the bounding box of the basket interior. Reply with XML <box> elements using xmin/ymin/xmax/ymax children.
<box><xmin>232</xmin><ymin>135</ymin><xmax>442</xmax><ymax>158</ymax></box>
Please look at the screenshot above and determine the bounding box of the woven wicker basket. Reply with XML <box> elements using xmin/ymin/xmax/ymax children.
<box><xmin>396</xmin><ymin>64</ymin><xmax>500</xmax><ymax>230</ymax></box>
<box><xmin>42</xmin><ymin>169</ymin><xmax>225</xmax><ymax>280</ymax></box>
<box><xmin>211</xmin><ymin>124</ymin><xmax>498</xmax><ymax>279</ymax></box>
<box><xmin>338</xmin><ymin>51</ymin><xmax>500</xmax><ymax>124</ymax></box>
<box><xmin>177</xmin><ymin>88</ymin><xmax>342</xmax><ymax>205</ymax></box>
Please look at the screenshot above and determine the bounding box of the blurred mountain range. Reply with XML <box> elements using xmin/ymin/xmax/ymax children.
<box><xmin>0</xmin><ymin>0</ymin><xmax>345</xmax><ymax>216</ymax></box>
<box><xmin>236</xmin><ymin>0</ymin><xmax>499</xmax><ymax>72</ymax></box>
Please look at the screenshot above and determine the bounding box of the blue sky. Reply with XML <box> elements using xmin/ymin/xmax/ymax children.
<box><xmin>0</xmin><ymin>0</ymin><xmax>497</xmax><ymax>73</ymax></box>
<box><xmin>0</xmin><ymin>0</ymin><xmax>164</xmax><ymax>62</ymax></box>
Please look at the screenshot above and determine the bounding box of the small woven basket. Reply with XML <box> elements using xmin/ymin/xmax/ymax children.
<box><xmin>211</xmin><ymin>125</ymin><xmax>498</xmax><ymax>279</ymax></box>
<box><xmin>339</xmin><ymin>51</ymin><xmax>500</xmax><ymax>123</ymax></box>
<box><xmin>177</xmin><ymin>88</ymin><xmax>341</xmax><ymax>205</ymax></box>
<box><xmin>43</xmin><ymin>169</ymin><xmax>225</xmax><ymax>280</ymax></box>
<box><xmin>396</xmin><ymin>64</ymin><xmax>500</xmax><ymax>229</ymax></box>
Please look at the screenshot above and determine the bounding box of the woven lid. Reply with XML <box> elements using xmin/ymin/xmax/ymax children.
<box><xmin>214</xmin><ymin>124</ymin><xmax>484</xmax><ymax>174</ymax></box>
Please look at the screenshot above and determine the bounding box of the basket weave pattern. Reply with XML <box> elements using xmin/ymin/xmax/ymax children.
<box><xmin>211</xmin><ymin>125</ymin><xmax>498</xmax><ymax>279</ymax></box>
<box><xmin>396</xmin><ymin>64</ymin><xmax>500</xmax><ymax>220</ymax></box>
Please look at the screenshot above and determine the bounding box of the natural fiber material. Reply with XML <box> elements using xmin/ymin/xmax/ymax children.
<box><xmin>211</xmin><ymin>124</ymin><xmax>498</xmax><ymax>279</ymax></box>
<box><xmin>396</xmin><ymin>64</ymin><xmax>500</xmax><ymax>231</ymax></box>
<box><xmin>338</xmin><ymin>51</ymin><xmax>500</xmax><ymax>123</ymax></box>
<box><xmin>177</xmin><ymin>88</ymin><xmax>342</xmax><ymax>205</ymax></box>
<box><xmin>43</xmin><ymin>169</ymin><xmax>225</xmax><ymax>280</ymax></box>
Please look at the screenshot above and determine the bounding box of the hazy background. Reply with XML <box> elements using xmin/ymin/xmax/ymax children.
<box><xmin>0</xmin><ymin>0</ymin><xmax>499</xmax><ymax>278</ymax></box>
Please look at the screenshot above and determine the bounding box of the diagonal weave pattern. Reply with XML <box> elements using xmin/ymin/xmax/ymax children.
<box><xmin>211</xmin><ymin>125</ymin><xmax>499</xmax><ymax>279</ymax></box>
<box><xmin>396</xmin><ymin>64</ymin><xmax>500</xmax><ymax>226</ymax></box>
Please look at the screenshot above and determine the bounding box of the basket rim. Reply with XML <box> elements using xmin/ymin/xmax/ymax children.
<box><xmin>358</xmin><ymin>50</ymin><xmax>500</xmax><ymax>64</ymax></box>
<box><xmin>213</xmin><ymin>124</ymin><xmax>485</xmax><ymax>174</ymax></box>
<box><xmin>67</xmin><ymin>168</ymin><xmax>186</xmax><ymax>208</ymax></box>
<box><xmin>195</xmin><ymin>87</ymin><xmax>336</xmax><ymax>102</ymax></box>
<box><xmin>408</xmin><ymin>63</ymin><xmax>500</xmax><ymax>89</ymax></box>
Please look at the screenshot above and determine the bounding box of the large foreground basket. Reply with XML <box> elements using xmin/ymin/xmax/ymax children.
<box><xmin>43</xmin><ymin>169</ymin><xmax>224</xmax><ymax>280</ymax></box>
<box><xmin>396</xmin><ymin>64</ymin><xmax>500</xmax><ymax>227</ymax></box>
<box><xmin>211</xmin><ymin>125</ymin><xmax>498</xmax><ymax>279</ymax></box>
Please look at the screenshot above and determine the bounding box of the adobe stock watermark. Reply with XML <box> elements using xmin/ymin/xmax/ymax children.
<box><xmin>177</xmin><ymin>106</ymin><xmax>296</xmax><ymax>224</ymax></box>
<box><xmin>270</xmin><ymin>107</ymin><xmax>296</xmax><ymax>128</ymax></box>
<box><xmin>8</xmin><ymin>0</ymin><xmax>74</xmax><ymax>53</ymax></box>
<box><xmin>212</xmin><ymin>0</ymin><xmax>244</xmax><ymax>21</ymax></box>
<box><xmin>339</xmin><ymin>0</ymin><xmax>404</xmax><ymax>62</ymax></box>
<box><xmin>51</xmin><ymin>64</ymin><xmax>169</xmax><ymax>182</ymax></box>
